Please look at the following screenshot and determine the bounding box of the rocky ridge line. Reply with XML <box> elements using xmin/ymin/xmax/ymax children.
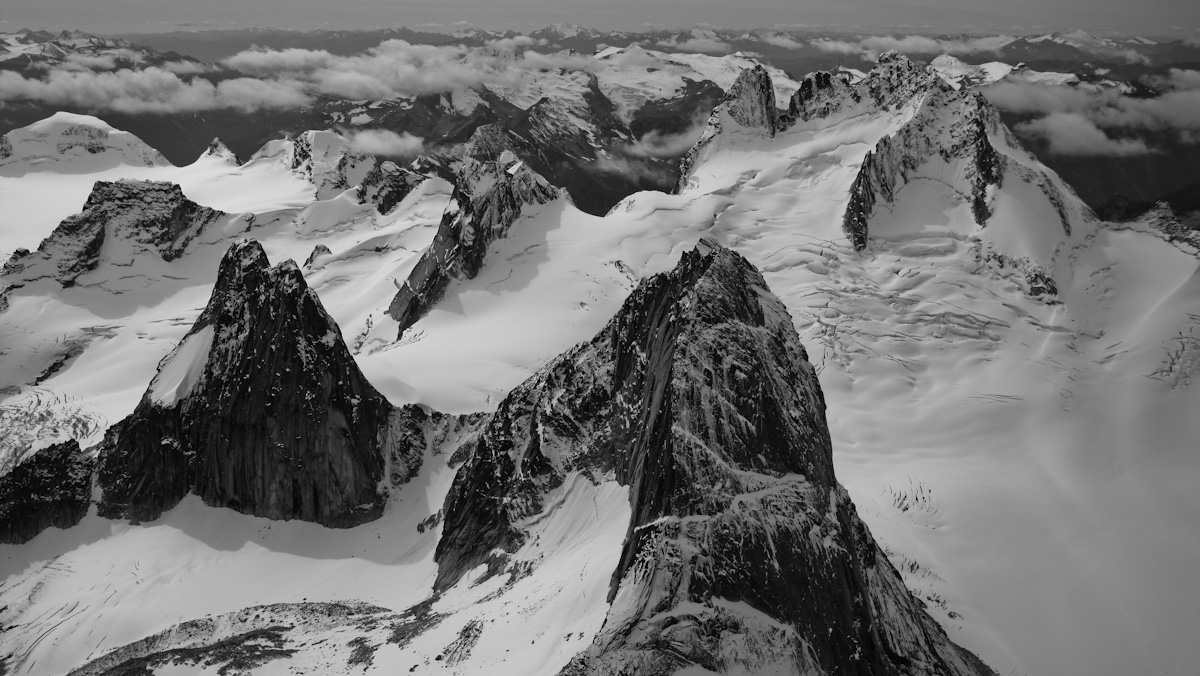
<box><xmin>386</xmin><ymin>124</ymin><xmax>561</xmax><ymax>337</ymax></box>
<box><xmin>432</xmin><ymin>238</ymin><xmax>997</xmax><ymax>675</ymax></box>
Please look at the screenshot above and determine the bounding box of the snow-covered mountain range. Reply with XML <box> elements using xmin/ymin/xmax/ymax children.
<box><xmin>1</xmin><ymin>47</ymin><xmax>1198</xmax><ymax>676</ymax></box>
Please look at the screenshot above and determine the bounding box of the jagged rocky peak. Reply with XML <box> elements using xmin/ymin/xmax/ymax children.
<box><xmin>841</xmin><ymin>82</ymin><xmax>1015</xmax><ymax>251</ymax></box>
<box><xmin>724</xmin><ymin>63</ymin><xmax>778</xmax><ymax>135</ymax></box>
<box><xmin>435</xmin><ymin>238</ymin><xmax>997</xmax><ymax>675</ymax></box>
<box><xmin>787</xmin><ymin>69</ymin><xmax>856</xmax><ymax>121</ymax></box>
<box><xmin>0</xmin><ymin>440</ymin><xmax>94</xmax><ymax>544</ymax></box>
<box><xmin>356</xmin><ymin>159</ymin><xmax>426</xmax><ymax>215</ymax></box>
<box><xmin>786</xmin><ymin>50</ymin><xmax>942</xmax><ymax>126</ymax></box>
<box><xmin>462</xmin><ymin>123</ymin><xmax>516</xmax><ymax>162</ymax></box>
<box><xmin>675</xmin><ymin>63</ymin><xmax>780</xmax><ymax>192</ymax></box>
<box><xmin>97</xmin><ymin>240</ymin><xmax>406</xmax><ymax>527</ymax></box>
<box><xmin>1</xmin><ymin>179</ymin><xmax>225</xmax><ymax>292</ymax></box>
<box><xmin>201</xmin><ymin>137</ymin><xmax>239</xmax><ymax>164</ymax></box>
<box><xmin>386</xmin><ymin>124</ymin><xmax>560</xmax><ymax>337</ymax></box>
<box><xmin>0</xmin><ymin>112</ymin><xmax>169</xmax><ymax>174</ymax></box>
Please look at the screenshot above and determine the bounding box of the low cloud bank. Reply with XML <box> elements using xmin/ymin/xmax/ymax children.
<box><xmin>0</xmin><ymin>40</ymin><xmax>603</xmax><ymax>113</ymax></box>
<box><xmin>0</xmin><ymin>67</ymin><xmax>311</xmax><ymax>113</ymax></box>
<box><xmin>347</xmin><ymin>129</ymin><xmax>425</xmax><ymax>157</ymax></box>
<box><xmin>1015</xmin><ymin>113</ymin><xmax>1153</xmax><ymax>156</ymax></box>
<box><xmin>983</xmin><ymin>77</ymin><xmax>1200</xmax><ymax>155</ymax></box>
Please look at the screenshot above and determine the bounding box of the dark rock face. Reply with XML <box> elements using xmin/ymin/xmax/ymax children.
<box><xmin>434</xmin><ymin>239</ymin><xmax>996</xmax><ymax>675</ymax></box>
<box><xmin>841</xmin><ymin>89</ymin><xmax>1008</xmax><ymax>250</ymax></box>
<box><xmin>1</xmin><ymin>180</ymin><xmax>225</xmax><ymax>291</ymax></box>
<box><xmin>676</xmin><ymin>65</ymin><xmax>779</xmax><ymax>193</ymax></box>
<box><xmin>386</xmin><ymin>125</ymin><xmax>559</xmax><ymax>337</ymax></box>
<box><xmin>786</xmin><ymin>51</ymin><xmax>938</xmax><ymax>127</ymax></box>
<box><xmin>0</xmin><ymin>440</ymin><xmax>94</xmax><ymax>544</ymax></box>
<box><xmin>98</xmin><ymin>240</ymin><xmax>395</xmax><ymax>527</ymax></box>
<box><xmin>724</xmin><ymin>64</ymin><xmax>777</xmax><ymax>135</ymax></box>
<box><xmin>787</xmin><ymin>70</ymin><xmax>856</xmax><ymax>122</ymax></box>
<box><xmin>356</xmin><ymin>160</ymin><xmax>426</xmax><ymax>215</ymax></box>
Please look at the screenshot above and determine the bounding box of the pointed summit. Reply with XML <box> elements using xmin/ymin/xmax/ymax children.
<box><xmin>435</xmin><ymin>239</ymin><xmax>998</xmax><ymax>675</ymax></box>
<box><xmin>201</xmin><ymin>137</ymin><xmax>239</xmax><ymax>165</ymax></box>
<box><xmin>724</xmin><ymin>64</ymin><xmax>777</xmax><ymax>135</ymax></box>
<box><xmin>98</xmin><ymin>240</ymin><xmax>397</xmax><ymax>527</ymax></box>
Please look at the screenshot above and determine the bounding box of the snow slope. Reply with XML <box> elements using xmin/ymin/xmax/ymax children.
<box><xmin>2</xmin><ymin>51</ymin><xmax>1200</xmax><ymax>676</ymax></box>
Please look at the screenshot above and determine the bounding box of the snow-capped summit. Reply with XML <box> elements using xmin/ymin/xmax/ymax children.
<box><xmin>250</xmin><ymin>129</ymin><xmax>377</xmax><ymax>200</ymax></box>
<box><xmin>929</xmin><ymin>54</ymin><xmax>1015</xmax><ymax>89</ymax></box>
<box><xmin>0</xmin><ymin>112</ymin><xmax>170</xmax><ymax>176</ymax></box>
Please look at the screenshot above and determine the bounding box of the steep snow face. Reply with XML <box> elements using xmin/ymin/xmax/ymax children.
<box><xmin>147</xmin><ymin>324</ymin><xmax>214</xmax><ymax>406</ymax></box>
<box><xmin>0</xmin><ymin>112</ymin><xmax>169</xmax><ymax>176</ymax></box>
<box><xmin>98</xmin><ymin>240</ymin><xmax>398</xmax><ymax>528</ymax></box>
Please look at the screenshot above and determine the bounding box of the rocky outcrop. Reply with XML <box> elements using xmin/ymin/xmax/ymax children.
<box><xmin>255</xmin><ymin>130</ymin><xmax>379</xmax><ymax>200</ymax></box>
<box><xmin>1</xmin><ymin>179</ymin><xmax>225</xmax><ymax>291</ymax></box>
<box><xmin>724</xmin><ymin>64</ymin><xmax>777</xmax><ymax>135</ymax></box>
<box><xmin>785</xmin><ymin>51</ymin><xmax>940</xmax><ymax>127</ymax></box>
<box><xmin>841</xmin><ymin>86</ymin><xmax>1008</xmax><ymax>250</ymax></box>
<box><xmin>0</xmin><ymin>440</ymin><xmax>94</xmax><ymax>544</ymax></box>
<box><xmin>202</xmin><ymin>137</ymin><xmax>240</xmax><ymax>165</ymax></box>
<box><xmin>386</xmin><ymin>125</ymin><xmax>560</xmax><ymax>337</ymax></box>
<box><xmin>434</xmin><ymin>239</ymin><xmax>996</xmax><ymax>675</ymax></box>
<box><xmin>786</xmin><ymin>70</ymin><xmax>856</xmax><ymax>122</ymax></box>
<box><xmin>97</xmin><ymin>240</ymin><xmax>400</xmax><ymax>527</ymax></box>
<box><xmin>356</xmin><ymin>160</ymin><xmax>426</xmax><ymax>215</ymax></box>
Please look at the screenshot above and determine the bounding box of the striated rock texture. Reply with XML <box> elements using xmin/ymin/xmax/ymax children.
<box><xmin>0</xmin><ymin>440</ymin><xmax>94</xmax><ymax>544</ymax></box>
<box><xmin>434</xmin><ymin>239</ymin><xmax>996</xmax><ymax>675</ymax></box>
<box><xmin>98</xmin><ymin>240</ymin><xmax>397</xmax><ymax>527</ymax></box>
<box><xmin>386</xmin><ymin>125</ymin><xmax>560</xmax><ymax>337</ymax></box>
<box><xmin>356</xmin><ymin>160</ymin><xmax>427</xmax><ymax>215</ymax></box>
<box><xmin>724</xmin><ymin>64</ymin><xmax>777</xmax><ymax>135</ymax></box>
<box><xmin>675</xmin><ymin>65</ymin><xmax>778</xmax><ymax>193</ymax></box>
<box><xmin>1</xmin><ymin>179</ymin><xmax>225</xmax><ymax>292</ymax></box>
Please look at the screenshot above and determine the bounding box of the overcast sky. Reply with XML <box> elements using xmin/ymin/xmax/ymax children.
<box><xmin>2</xmin><ymin>0</ymin><xmax>1197</xmax><ymax>36</ymax></box>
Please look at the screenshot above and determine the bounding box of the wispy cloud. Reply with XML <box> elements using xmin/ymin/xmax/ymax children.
<box><xmin>0</xmin><ymin>67</ymin><xmax>311</xmax><ymax>113</ymax></box>
<box><xmin>1015</xmin><ymin>113</ymin><xmax>1153</xmax><ymax>155</ymax></box>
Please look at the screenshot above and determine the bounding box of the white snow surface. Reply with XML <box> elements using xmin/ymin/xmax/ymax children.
<box><xmin>147</xmin><ymin>325</ymin><xmax>214</xmax><ymax>407</ymax></box>
<box><xmin>2</xmin><ymin>86</ymin><xmax>1199</xmax><ymax>676</ymax></box>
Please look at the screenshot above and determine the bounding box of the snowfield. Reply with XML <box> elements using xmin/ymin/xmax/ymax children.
<box><xmin>2</xmin><ymin>56</ymin><xmax>1199</xmax><ymax>676</ymax></box>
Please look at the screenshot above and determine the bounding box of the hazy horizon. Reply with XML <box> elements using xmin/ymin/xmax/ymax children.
<box><xmin>3</xmin><ymin>0</ymin><xmax>1198</xmax><ymax>38</ymax></box>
